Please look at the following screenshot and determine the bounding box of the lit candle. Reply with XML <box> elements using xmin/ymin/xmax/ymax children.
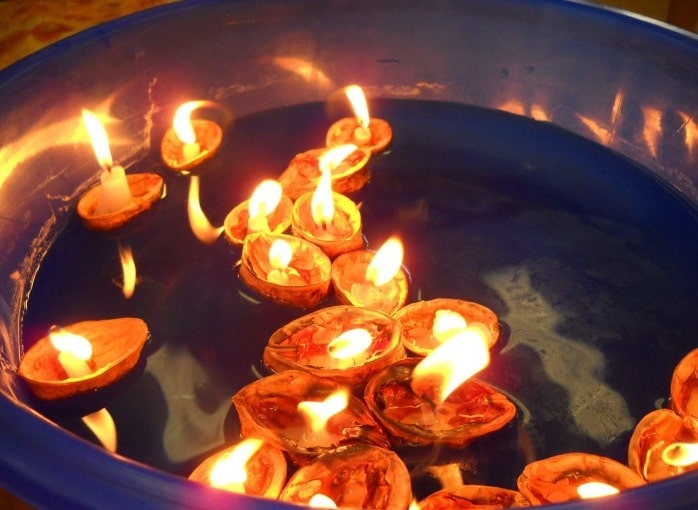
<box><xmin>49</xmin><ymin>327</ymin><xmax>93</xmax><ymax>378</ymax></box>
<box><xmin>173</xmin><ymin>102</ymin><xmax>201</xmax><ymax>161</ymax></box>
<box><xmin>431</xmin><ymin>310</ymin><xmax>468</xmax><ymax>343</ymax></box>
<box><xmin>308</xmin><ymin>494</ymin><xmax>337</xmax><ymax>509</ymax></box>
<box><xmin>82</xmin><ymin>109</ymin><xmax>132</xmax><ymax>215</ymax></box>
<box><xmin>248</xmin><ymin>180</ymin><xmax>284</xmax><ymax>234</ymax></box>
<box><xmin>345</xmin><ymin>85</ymin><xmax>372</xmax><ymax>145</ymax></box>
<box><xmin>266</xmin><ymin>238</ymin><xmax>297</xmax><ymax>285</ymax></box>
<box><xmin>576</xmin><ymin>481</ymin><xmax>620</xmax><ymax>499</ymax></box>
<box><xmin>326</xmin><ymin>328</ymin><xmax>373</xmax><ymax>369</ymax></box>
<box><xmin>297</xmin><ymin>389</ymin><xmax>350</xmax><ymax>446</ymax></box>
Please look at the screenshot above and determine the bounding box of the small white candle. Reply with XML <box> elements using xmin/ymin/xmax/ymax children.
<box><xmin>49</xmin><ymin>328</ymin><xmax>93</xmax><ymax>378</ymax></box>
<box><xmin>98</xmin><ymin>165</ymin><xmax>132</xmax><ymax>215</ymax></box>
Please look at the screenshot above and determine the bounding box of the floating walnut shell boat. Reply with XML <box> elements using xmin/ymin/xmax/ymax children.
<box><xmin>223</xmin><ymin>194</ymin><xmax>293</xmax><ymax>246</ymax></box>
<box><xmin>278</xmin><ymin>147</ymin><xmax>371</xmax><ymax>200</ymax></box>
<box><xmin>160</xmin><ymin>119</ymin><xmax>223</xmax><ymax>172</ymax></box>
<box><xmin>364</xmin><ymin>358</ymin><xmax>516</xmax><ymax>448</ymax></box>
<box><xmin>264</xmin><ymin>305</ymin><xmax>405</xmax><ymax>388</ymax></box>
<box><xmin>76</xmin><ymin>173</ymin><xmax>164</xmax><ymax>231</ymax></box>
<box><xmin>188</xmin><ymin>439</ymin><xmax>287</xmax><ymax>498</ymax></box>
<box><xmin>517</xmin><ymin>452</ymin><xmax>646</xmax><ymax>505</ymax></box>
<box><xmin>670</xmin><ymin>348</ymin><xmax>698</xmax><ymax>420</ymax></box>
<box><xmin>291</xmin><ymin>190</ymin><xmax>364</xmax><ymax>258</ymax></box>
<box><xmin>331</xmin><ymin>249</ymin><xmax>409</xmax><ymax>316</ymax></box>
<box><xmin>18</xmin><ymin>317</ymin><xmax>149</xmax><ymax>400</ymax></box>
<box><xmin>232</xmin><ymin>370</ymin><xmax>390</xmax><ymax>463</ymax></box>
<box><xmin>239</xmin><ymin>232</ymin><xmax>331</xmax><ymax>308</ymax></box>
<box><xmin>326</xmin><ymin>117</ymin><xmax>393</xmax><ymax>154</ymax></box>
<box><xmin>395</xmin><ymin>298</ymin><xmax>500</xmax><ymax>357</ymax></box>
<box><xmin>628</xmin><ymin>408</ymin><xmax>698</xmax><ymax>482</ymax></box>
<box><xmin>279</xmin><ymin>444</ymin><xmax>411</xmax><ymax>510</ymax></box>
<box><xmin>419</xmin><ymin>485</ymin><xmax>530</xmax><ymax>509</ymax></box>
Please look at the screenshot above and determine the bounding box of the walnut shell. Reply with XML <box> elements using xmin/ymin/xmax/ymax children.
<box><xmin>76</xmin><ymin>173</ymin><xmax>164</xmax><ymax>231</ymax></box>
<box><xmin>239</xmin><ymin>232</ymin><xmax>331</xmax><ymax>308</ymax></box>
<box><xmin>670</xmin><ymin>348</ymin><xmax>698</xmax><ymax>420</ymax></box>
<box><xmin>263</xmin><ymin>305</ymin><xmax>405</xmax><ymax>389</ymax></box>
<box><xmin>18</xmin><ymin>317</ymin><xmax>149</xmax><ymax>400</ymax></box>
<box><xmin>395</xmin><ymin>298</ymin><xmax>500</xmax><ymax>356</ymax></box>
<box><xmin>160</xmin><ymin>119</ymin><xmax>223</xmax><ymax>172</ymax></box>
<box><xmin>326</xmin><ymin>117</ymin><xmax>392</xmax><ymax>154</ymax></box>
<box><xmin>223</xmin><ymin>194</ymin><xmax>293</xmax><ymax>246</ymax></box>
<box><xmin>419</xmin><ymin>485</ymin><xmax>530</xmax><ymax>509</ymax></box>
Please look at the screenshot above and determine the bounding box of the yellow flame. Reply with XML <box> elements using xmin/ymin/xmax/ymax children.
<box><xmin>409</xmin><ymin>499</ymin><xmax>421</xmax><ymax>510</ymax></box>
<box><xmin>365</xmin><ymin>237</ymin><xmax>403</xmax><ymax>287</ymax></box>
<box><xmin>209</xmin><ymin>438</ymin><xmax>264</xmax><ymax>493</ymax></box>
<box><xmin>662</xmin><ymin>442</ymin><xmax>698</xmax><ymax>467</ymax></box>
<box><xmin>297</xmin><ymin>389</ymin><xmax>350</xmax><ymax>434</ymax></box>
<box><xmin>173</xmin><ymin>101</ymin><xmax>206</xmax><ymax>145</ymax></box>
<box><xmin>188</xmin><ymin>176</ymin><xmax>223</xmax><ymax>244</ymax></box>
<box><xmin>248</xmin><ymin>180</ymin><xmax>283</xmax><ymax>221</ymax></box>
<box><xmin>118</xmin><ymin>243</ymin><xmax>136</xmax><ymax>299</ymax></box>
<box><xmin>345</xmin><ymin>85</ymin><xmax>370</xmax><ymax>127</ymax></box>
<box><xmin>49</xmin><ymin>327</ymin><xmax>93</xmax><ymax>360</ymax></box>
<box><xmin>318</xmin><ymin>144</ymin><xmax>358</xmax><ymax>174</ymax></box>
<box><xmin>82</xmin><ymin>408</ymin><xmax>117</xmax><ymax>453</ymax></box>
<box><xmin>308</xmin><ymin>493</ymin><xmax>338</xmax><ymax>509</ymax></box>
<box><xmin>82</xmin><ymin>109</ymin><xmax>113</xmax><ymax>169</ymax></box>
<box><xmin>411</xmin><ymin>325</ymin><xmax>490</xmax><ymax>404</ymax></box>
<box><xmin>576</xmin><ymin>481</ymin><xmax>620</xmax><ymax>499</ymax></box>
<box><xmin>269</xmin><ymin>239</ymin><xmax>293</xmax><ymax>270</ymax></box>
<box><xmin>327</xmin><ymin>328</ymin><xmax>373</xmax><ymax>360</ymax></box>
<box><xmin>311</xmin><ymin>169</ymin><xmax>334</xmax><ymax>226</ymax></box>
<box><xmin>432</xmin><ymin>309</ymin><xmax>467</xmax><ymax>343</ymax></box>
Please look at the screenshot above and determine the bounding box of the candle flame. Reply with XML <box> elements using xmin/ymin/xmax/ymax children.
<box><xmin>662</xmin><ymin>442</ymin><xmax>698</xmax><ymax>467</ymax></box>
<box><xmin>269</xmin><ymin>239</ymin><xmax>293</xmax><ymax>270</ymax></box>
<box><xmin>49</xmin><ymin>327</ymin><xmax>93</xmax><ymax>360</ymax></box>
<box><xmin>209</xmin><ymin>438</ymin><xmax>264</xmax><ymax>493</ymax></box>
<box><xmin>248</xmin><ymin>180</ymin><xmax>283</xmax><ymax>225</ymax></box>
<box><xmin>308</xmin><ymin>493</ymin><xmax>338</xmax><ymax>509</ymax></box>
<box><xmin>411</xmin><ymin>325</ymin><xmax>490</xmax><ymax>404</ymax></box>
<box><xmin>365</xmin><ymin>237</ymin><xmax>403</xmax><ymax>287</ymax></box>
<box><xmin>327</xmin><ymin>328</ymin><xmax>373</xmax><ymax>360</ymax></box>
<box><xmin>345</xmin><ymin>85</ymin><xmax>370</xmax><ymax>127</ymax></box>
<box><xmin>297</xmin><ymin>389</ymin><xmax>350</xmax><ymax>434</ymax></box>
<box><xmin>409</xmin><ymin>499</ymin><xmax>421</xmax><ymax>510</ymax></box>
<box><xmin>318</xmin><ymin>144</ymin><xmax>358</xmax><ymax>174</ymax></box>
<box><xmin>82</xmin><ymin>109</ymin><xmax>113</xmax><ymax>169</ymax></box>
<box><xmin>118</xmin><ymin>243</ymin><xmax>136</xmax><ymax>299</ymax></box>
<box><xmin>188</xmin><ymin>176</ymin><xmax>223</xmax><ymax>243</ymax></box>
<box><xmin>173</xmin><ymin>101</ymin><xmax>206</xmax><ymax>145</ymax></box>
<box><xmin>576</xmin><ymin>481</ymin><xmax>620</xmax><ymax>499</ymax></box>
<box><xmin>311</xmin><ymin>169</ymin><xmax>334</xmax><ymax>226</ymax></box>
<box><xmin>82</xmin><ymin>408</ymin><xmax>117</xmax><ymax>453</ymax></box>
<box><xmin>432</xmin><ymin>309</ymin><xmax>467</xmax><ymax>343</ymax></box>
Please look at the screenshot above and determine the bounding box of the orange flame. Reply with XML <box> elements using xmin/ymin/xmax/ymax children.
<box><xmin>209</xmin><ymin>438</ymin><xmax>264</xmax><ymax>493</ymax></box>
<box><xmin>318</xmin><ymin>144</ymin><xmax>358</xmax><ymax>174</ymax></box>
<box><xmin>576</xmin><ymin>481</ymin><xmax>620</xmax><ymax>499</ymax></box>
<box><xmin>411</xmin><ymin>325</ymin><xmax>490</xmax><ymax>404</ymax></box>
<box><xmin>118</xmin><ymin>243</ymin><xmax>136</xmax><ymax>299</ymax></box>
<box><xmin>409</xmin><ymin>499</ymin><xmax>421</xmax><ymax>510</ymax></box>
<box><xmin>269</xmin><ymin>239</ymin><xmax>293</xmax><ymax>270</ymax></box>
<box><xmin>247</xmin><ymin>180</ymin><xmax>283</xmax><ymax>233</ymax></box>
<box><xmin>173</xmin><ymin>101</ymin><xmax>206</xmax><ymax>145</ymax></box>
<box><xmin>49</xmin><ymin>327</ymin><xmax>93</xmax><ymax>378</ymax></box>
<box><xmin>345</xmin><ymin>85</ymin><xmax>370</xmax><ymax>127</ymax></box>
<box><xmin>187</xmin><ymin>176</ymin><xmax>223</xmax><ymax>244</ymax></box>
<box><xmin>82</xmin><ymin>408</ymin><xmax>117</xmax><ymax>453</ymax></box>
<box><xmin>327</xmin><ymin>328</ymin><xmax>372</xmax><ymax>361</ymax></box>
<box><xmin>82</xmin><ymin>109</ymin><xmax>113</xmax><ymax>170</ymax></box>
<box><xmin>311</xmin><ymin>168</ymin><xmax>334</xmax><ymax>226</ymax></box>
<box><xmin>662</xmin><ymin>442</ymin><xmax>698</xmax><ymax>467</ymax></box>
<box><xmin>365</xmin><ymin>237</ymin><xmax>403</xmax><ymax>287</ymax></box>
<box><xmin>431</xmin><ymin>309</ymin><xmax>467</xmax><ymax>343</ymax></box>
<box><xmin>297</xmin><ymin>389</ymin><xmax>350</xmax><ymax>434</ymax></box>
<box><xmin>308</xmin><ymin>493</ymin><xmax>337</xmax><ymax>509</ymax></box>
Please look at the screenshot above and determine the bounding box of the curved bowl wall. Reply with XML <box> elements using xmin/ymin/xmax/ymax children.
<box><xmin>0</xmin><ymin>0</ymin><xmax>696</xmax><ymax>508</ymax></box>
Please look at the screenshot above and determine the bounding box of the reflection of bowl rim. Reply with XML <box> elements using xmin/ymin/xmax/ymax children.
<box><xmin>1</xmin><ymin>1</ymin><xmax>698</xmax><ymax>509</ymax></box>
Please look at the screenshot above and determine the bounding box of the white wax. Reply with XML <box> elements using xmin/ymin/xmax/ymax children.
<box><xmin>182</xmin><ymin>142</ymin><xmax>201</xmax><ymax>161</ymax></box>
<box><xmin>267</xmin><ymin>268</ymin><xmax>289</xmax><ymax>285</ymax></box>
<box><xmin>247</xmin><ymin>213</ymin><xmax>271</xmax><ymax>234</ymax></box>
<box><xmin>97</xmin><ymin>165</ymin><xmax>133</xmax><ymax>214</ymax></box>
<box><xmin>58</xmin><ymin>351</ymin><xmax>92</xmax><ymax>378</ymax></box>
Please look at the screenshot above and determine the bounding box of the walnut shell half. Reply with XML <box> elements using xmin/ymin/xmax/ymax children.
<box><xmin>419</xmin><ymin>485</ymin><xmax>530</xmax><ymax>509</ymax></box>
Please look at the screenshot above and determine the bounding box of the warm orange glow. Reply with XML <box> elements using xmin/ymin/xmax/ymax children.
<box><xmin>269</xmin><ymin>239</ymin><xmax>293</xmax><ymax>270</ymax></box>
<box><xmin>49</xmin><ymin>328</ymin><xmax>93</xmax><ymax>361</ymax></box>
<box><xmin>248</xmin><ymin>180</ymin><xmax>283</xmax><ymax>233</ymax></box>
<box><xmin>173</xmin><ymin>101</ymin><xmax>206</xmax><ymax>145</ymax></box>
<box><xmin>662</xmin><ymin>442</ymin><xmax>698</xmax><ymax>467</ymax></box>
<box><xmin>118</xmin><ymin>243</ymin><xmax>136</xmax><ymax>299</ymax></box>
<box><xmin>297</xmin><ymin>389</ymin><xmax>350</xmax><ymax>434</ymax></box>
<box><xmin>308</xmin><ymin>493</ymin><xmax>338</xmax><ymax>508</ymax></box>
<box><xmin>311</xmin><ymin>169</ymin><xmax>334</xmax><ymax>226</ymax></box>
<box><xmin>209</xmin><ymin>438</ymin><xmax>264</xmax><ymax>493</ymax></box>
<box><xmin>411</xmin><ymin>325</ymin><xmax>490</xmax><ymax>404</ymax></box>
<box><xmin>187</xmin><ymin>176</ymin><xmax>224</xmax><ymax>243</ymax></box>
<box><xmin>409</xmin><ymin>499</ymin><xmax>421</xmax><ymax>510</ymax></box>
<box><xmin>318</xmin><ymin>144</ymin><xmax>358</xmax><ymax>174</ymax></box>
<box><xmin>272</xmin><ymin>57</ymin><xmax>333</xmax><ymax>88</ymax></box>
<box><xmin>365</xmin><ymin>237</ymin><xmax>403</xmax><ymax>287</ymax></box>
<box><xmin>327</xmin><ymin>328</ymin><xmax>372</xmax><ymax>360</ymax></box>
<box><xmin>576</xmin><ymin>481</ymin><xmax>620</xmax><ymax>499</ymax></box>
<box><xmin>431</xmin><ymin>309</ymin><xmax>467</xmax><ymax>343</ymax></box>
<box><xmin>82</xmin><ymin>408</ymin><xmax>117</xmax><ymax>453</ymax></box>
<box><xmin>82</xmin><ymin>109</ymin><xmax>113</xmax><ymax>169</ymax></box>
<box><xmin>345</xmin><ymin>85</ymin><xmax>370</xmax><ymax>127</ymax></box>
<box><xmin>641</xmin><ymin>106</ymin><xmax>662</xmax><ymax>160</ymax></box>
<box><xmin>577</xmin><ymin>114</ymin><xmax>612</xmax><ymax>144</ymax></box>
